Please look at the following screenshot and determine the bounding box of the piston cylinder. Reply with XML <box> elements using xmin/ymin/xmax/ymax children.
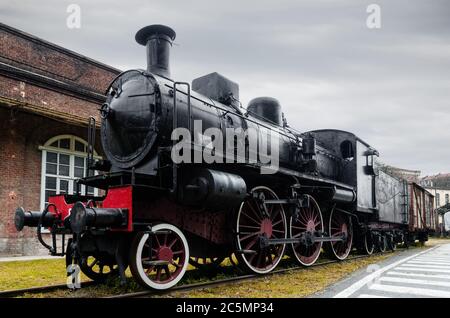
<box><xmin>182</xmin><ymin>169</ymin><xmax>247</xmax><ymax>210</ymax></box>
<box><xmin>331</xmin><ymin>187</ymin><xmax>357</xmax><ymax>203</ymax></box>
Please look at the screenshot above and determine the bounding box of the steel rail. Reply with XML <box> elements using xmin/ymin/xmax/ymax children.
<box><xmin>105</xmin><ymin>253</ymin><xmax>390</xmax><ymax>299</ymax></box>
<box><xmin>0</xmin><ymin>281</ymin><xmax>97</xmax><ymax>298</ymax></box>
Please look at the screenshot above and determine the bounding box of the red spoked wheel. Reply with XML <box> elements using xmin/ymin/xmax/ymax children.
<box><xmin>129</xmin><ymin>223</ymin><xmax>189</xmax><ymax>290</ymax></box>
<box><xmin>66</xmin><ymin>234</ymin><xmax>121</xmax><ymax>282</ymax></box>
<box><xmin>290</xmin><ymin>195</ymin><xmax>324</xmax><ymax>266</ymax></box>
<box><xmin>235</xmin><ymin>186</ymin><xmax>287</xmax><ymax>274</ymax></box>
<box><xmin>79</xmin><ymin>253</ymin><xmax>119</xmax><ymax>282</ymax></box>
<box><xmin>327</xmin><ymin>209</ymin><xmax>353</xmax><ymax>260</ymax></box>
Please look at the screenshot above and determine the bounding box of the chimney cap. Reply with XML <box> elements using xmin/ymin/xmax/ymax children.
<box><xmin>135</xmin><ymin>24</ymin><xmax>176</xmax><ymax>46</ymax></box>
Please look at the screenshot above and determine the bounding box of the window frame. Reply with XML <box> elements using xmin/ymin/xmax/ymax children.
<box><xmin>39</xmin><ymin>135</ymin><xmax>101</xmax><ymax>211</ymax></box>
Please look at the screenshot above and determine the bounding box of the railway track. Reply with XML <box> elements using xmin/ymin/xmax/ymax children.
<box><xmin>105</xmin><ymin>253</ymin><xmax>389</xmax><ymax>298</ymax></box>
<box><xmin>0</xmin><ymin>251</ymin><xmax>398</xmax><ymax>298</ymax></box>
<box><xmin>0</xmin><ymin>281</ymin><xmax>97</xmax><ymax>298</ymax></box>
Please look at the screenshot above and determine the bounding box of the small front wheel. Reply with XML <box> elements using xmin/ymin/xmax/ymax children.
<box><xmin>129</xmin><ymin>223</ymin><xmax>189</xmax><ymax>290</ymax></box>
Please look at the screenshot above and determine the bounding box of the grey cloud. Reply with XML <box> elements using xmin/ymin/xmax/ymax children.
<box><xmin>0</xmin><ymin>0</ymin><xmax>449</xmax><ymax>175</ymax></box>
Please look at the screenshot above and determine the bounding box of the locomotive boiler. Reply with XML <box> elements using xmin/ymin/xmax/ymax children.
<box><xmin>14</xmin><ymin>24</ymin><xmax>436</xmax><ymax>290</ymax></box>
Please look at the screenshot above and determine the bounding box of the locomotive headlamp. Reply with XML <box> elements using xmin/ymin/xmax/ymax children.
<box><xmin>100</xmin><ymin>103</ymin><xmax>113</xmax><ymax>119</ymax></box>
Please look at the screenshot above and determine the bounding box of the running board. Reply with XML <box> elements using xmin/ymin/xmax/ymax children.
<box><xmin>260</xmin><ymin>235</ymin><xmax>346</xmax><ymax>247</ymax></box>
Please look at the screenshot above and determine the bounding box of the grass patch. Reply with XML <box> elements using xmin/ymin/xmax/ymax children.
<box><xmin>426</xmin><ymin>237</ymin><xmax>450</xmax><ymax>247</ymax></box>
<box><xmin>0</xmin><ymin>258</ymin><xmax>90</xmax><ymax>291</ymax></box>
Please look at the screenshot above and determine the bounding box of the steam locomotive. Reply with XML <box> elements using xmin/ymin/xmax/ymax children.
<box><xmin>14</xmin><ymin>25</ymin><xmax>435</xmax><ymax>290</ymax></box>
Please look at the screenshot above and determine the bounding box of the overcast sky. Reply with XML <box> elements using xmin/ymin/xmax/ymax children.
<box><xmin>1</xmin><ymin>0</ymin><xmax>449</xmax><ymax>176</ymax></box>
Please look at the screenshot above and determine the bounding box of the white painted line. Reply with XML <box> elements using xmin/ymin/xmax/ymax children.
<box><xmin>411</xmin><ymin>256</ymin><xmax>450</xmax><ymax>259</ymax></box>
<box><xmin>396</xmin><ymin>267</ymin><xmax>450</xmax><ymax>274</ymax></box>
<box><xmin>409</xmin><ymin>259</ymin><xmax>450</xmax><ymax>262</ymax></box>
<box><xmin>413</xmin><ymin>255</ymin><xmax>450</xmax><ymax>258</ymax></box>
<box><xmin>386</xmin><ymin>271</ymin><xmax>450</xmax><ymax>280</ymax></box>
<box><xmin>369</xmin><ymin>283</ymin><xmax>450</xmax><ymax>297</ymax></box>
<box><xmin>0</xmin><ymin>255</ymin><xmax>62</xmax><ymax>262</ymax></box>
<box><xmin>357</xmin><ymin>294</ymin><xmax>387</xmax><ymax>298</ymax></box>
<box><xmin>379</xmin><ymin>276</ymin><xmax>450</xmax><ymax>288</ymax></box>
<box><xmin>411</xmin><ymin>259</ymin><xmax>450</xmax><ymax>263</ymax></box>
<box><xmin>407</xmin><ymin>261</ymin><xmax>450</xmax><ymax>266</ymax></box>
<box><xmin>400</xmin><ymin>264</ymin><xmax>450</xmax><ymax>269</ymax></box>
<box><xmin>333</xmin><ymin>245</ymin><xmax>439</xmax><ymax>298</ymax></box>
<box><xmin>408</xmin><ymin>260</ymin><xmax>450</xmax><ymax>266</ymax></box>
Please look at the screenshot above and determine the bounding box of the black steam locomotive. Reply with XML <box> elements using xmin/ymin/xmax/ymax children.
<box><xmin>14</xmin><ymin>25</ymin><xmax>433</xmax><ymax>290</ymax></box>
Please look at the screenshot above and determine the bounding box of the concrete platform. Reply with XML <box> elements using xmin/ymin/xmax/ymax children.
<box><xmin>0</xmin><ymin>255</ymin><xmax>63</xmax><ymax>262</ymax></box>
<box><xmin>314</xmin><ymin>243</ymin><xmax>450</xmax><ymax>298</ymax></box>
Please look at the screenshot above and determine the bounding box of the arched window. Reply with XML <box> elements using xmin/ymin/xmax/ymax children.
<box><xmin>39</xmin><ymin>135</ymin><xmax>100</xmax><ymax>210</ymax></box>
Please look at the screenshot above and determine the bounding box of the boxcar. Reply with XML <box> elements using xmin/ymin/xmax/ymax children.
<box><xmin>408</xmin><ymin>182</ymin><xmax>436</xmax><ymax>242</ymax></box>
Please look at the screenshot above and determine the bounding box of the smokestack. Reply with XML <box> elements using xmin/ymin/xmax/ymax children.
<box><xmin>135</xmin><ymin>24</ymin><xmax>176</xmax><ymax>78</ymax></box>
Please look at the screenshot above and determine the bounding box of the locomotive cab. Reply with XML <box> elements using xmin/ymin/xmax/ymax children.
<box><xmin>307</xmin><ymin>129</ymin><xmax>379</xmax><ymax>213</ymax></box>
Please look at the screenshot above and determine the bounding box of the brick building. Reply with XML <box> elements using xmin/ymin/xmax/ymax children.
<box><xmin>0</xmin><ymin>23</ymin><xmax>120</xmax><ymax>256</ymax></box>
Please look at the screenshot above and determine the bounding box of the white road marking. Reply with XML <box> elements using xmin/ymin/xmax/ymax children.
<box><xmin>400</xmin><ymin>264</ymin><xmax>450</xmax><ymax>269</ymax></box>
<box><xmin>386</xmin><ymin>271</ymin><xmax>450</xmax><ymax>280</ymax></box>
<box><xmin>395</xmin><ymin>267</ymin><xmax>450</xmax><ymax>274</ymax></box>
<box><xmin>332</xmin><ymin>246</ymin><xmax>438</xmax><ymax>298</ymax></box>
<box><xmin>407</xmin><ymin>261</ymin><xmax>450</xmax><ymax>266</ymax></box>
<box><xmin>379</xmin><ymin>276</ymin><xmax>450</xmax><ymax>288</ymax></box>
<box><xmin>410</xmin><ymin>258</ymin><xmax>450</xmax><ymax>262</ymax></box>
<box><xmin>357</xmin><ymin>294</ymin><xmax>387</xmax><ymax>298</ymax></box>
<box><xmin>369</xmin><ymin>283</ymin><xmax>450</xmax><ymax>297</ymax></box>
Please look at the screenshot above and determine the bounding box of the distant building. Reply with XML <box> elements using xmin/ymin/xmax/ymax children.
<box><xmin>378</xmin><ymin>164</ymin><xmax>421</xmax><ymax>183</ymax></box>
<box><xmin>420</xmin><ymin>173</ymin><xmax>450</xmax><ymax>235</ymax></box>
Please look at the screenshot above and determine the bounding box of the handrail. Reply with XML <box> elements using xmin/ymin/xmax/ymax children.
<box><xmin>87</xmin><ymin>116</ymin><xmax>96</xmax><ymax>177</ymax></box>
<box><xmin>171</xmin><ymin>82</ymin><xmax>191</xmax><ymax>195</ymax></box>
